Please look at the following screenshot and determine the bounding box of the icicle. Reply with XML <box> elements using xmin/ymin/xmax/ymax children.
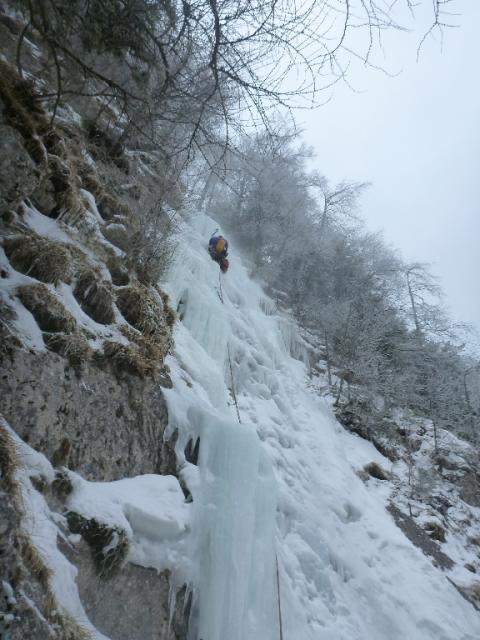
<box><xmin>167</xmin><ymin>582</ymin><xmax>177</xmax><ymax>633</ymax></box>
<box><xmin>187</xmin><ymin>407</ymin><xmax>278</xmax><ymax>640</ymax></box>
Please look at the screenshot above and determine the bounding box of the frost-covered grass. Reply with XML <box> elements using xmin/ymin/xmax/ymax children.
<box><xmin>1</xmin><ymin>202</ymin><xmax>174</xmax><ymax>375</ymax></box>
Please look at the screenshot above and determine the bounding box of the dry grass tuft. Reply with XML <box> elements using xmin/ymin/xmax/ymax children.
<box><xmin>51</xmin><ymin>438</ymin><xmax>72</xmax><ymax>468</ymax></box>
<box><xmin>100</xmin><ymin>340</ymin><xmax>155</xmax><ymax>378</ymax></box>
<box><xmin>119</xmin><ymin>323</ymin><xmax>161</xmax><ymax>355</ymax></box>
<box><xmin>47</xmin><ymin>152</ymin><xmax>87</xmax><ymax>225</ymax></box>
<box><xmin>52</xmin><ymin>469</ymin><xmax>74</xmax><ymax>499</ymax></box>
<box><xmin>44</xmin><ymin>331</ymin><xmax>93</xmax><ymax>366</ymax></box>
<box><xmin>102</xmin><ymin>223</ymin><xmax>129</xmax><ymax>251</ymax></box>
<box><xmin>469</xmin><ymin>583</ymin><xmax>480</xmax><ymax>601</ymax></box>
<box><xmin>0</xmin><ymin>305</ymin><xmax>23</xmax><ymax>362</ymax></box>
<box><xmin>17</xmin><ymin>530</ymin><xmax>53</xmax><ymax>589</ymax></box>
<box><xmin>363</xmin><ymin>461</ymin><xmax>390</xmax><ymax>481</ymax></box>
<box><xmin>109</xmin><ymin>284</ymin><xmax>174</xmax><ymax>376</ymax></box>
<box><xmin>107</xmin><ymin>255</ymin><xmax>130</xmax><ymax>286</ymax></box>
<box><xmin>17</xmin><ymin>283</ymin><xmax>77</xmax><ymax>333</ymax></box>
<box><xmin>30</xmin><ymin>475</ymin><xmax>49</xmax><ymax>493</ymax></box>
<box><xmin>0</xmin><ymin>422</ymin><xmax>20</xmax><ymax>494</ymax></box>
<box><xmin>120</xmin><ymin>324</ymin><xmax>170</xmax><ymax>373</ymax></box>
<box><xmin>18</xmin><ymin>529</ymin><xmax>94</xmax><ymax>639</ymax></box>
<box><xmin>424</xmin><ymin>521</ymin><xmax>446</xmax><ymax>543</ymax></box>
<box><xmin>158</xmin><ymin>289</ymin><xmax>176</xmax><ymax>328</ymax></box>
<box><xmin>86</xmin><ymin>122</ymin><xmax>129</xmax><ymax>172</ymax></box>
<box><xmin>0</xmin><ymin>59</ymin><xmax>49</xmax><ymax>165</ymax></box>
<box><xmin>79</xmin><ymin>165</ymin><xmax>131</xmax><ymax>221</ymax></box>
<box><xmin>4</xmin><ymin>234</ymin><xmax>74</xmax><ymax>284</ymax></box>
<box><xmin>53</xmin><ymin>613</ymin><xmax>93</xmax><ymax>640</ymax></box>
<box><xmin>164</xmin><ymin>304</ymin><xmax>176</xmax><ymax>328</ymax></box>
<box><xmin>117</xmin><ymin>285</ymin><xmax>174</xmax><ymax>341</ymax></box>
<box><xmin>67</xmin><ymin>511</ymin><xmax>129</xmax><ymax>578</ymax></box>
<box><xmin>74</xmin><ymin>268</ymin><xmax>115</xmax><ymax>325</ymax></box>
<box><xmin>116</xmin><ymin>284</ymin><xmax>164</xmax><ymax>337</ymax></box>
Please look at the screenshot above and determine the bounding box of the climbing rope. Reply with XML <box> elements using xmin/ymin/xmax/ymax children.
<box><xmin>216</xmin><ymin>271</ymin><xmax>241</xmax><ymax>424</ymax></box>
<box><xmin>276</xmin><ymin>551</ymin><xmax>285</xmax><ymax>640</ymax></box>
<box><xmin>227</xmin><ymin>343</ymin><xmax>242</xmax><ymax>424</ymax></box>
<box><xmin>218</xmin><ymin>270</ymin><xmax>224</xmax><ymax>303</ymax></box>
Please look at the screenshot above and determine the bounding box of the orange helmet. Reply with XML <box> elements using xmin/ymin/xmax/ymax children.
<box><xmin>220</xmin><ymin>258</ymin><xmax>229</xmax><ymax>273</ymax></box>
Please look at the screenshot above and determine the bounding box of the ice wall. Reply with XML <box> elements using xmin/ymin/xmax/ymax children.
<box><xmin>164</xmin><ymin>215</ymin><xmax>280</xmax><ymax>639</ymax></box>
<box><xmin>188</xmin><ymin>408</ymin><xmax>278</xmax><ymax>640</ymax></box>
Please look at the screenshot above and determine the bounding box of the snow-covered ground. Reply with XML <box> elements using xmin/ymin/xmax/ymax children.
<box><xmin>162</xmin><ymin>212</ymin><xmax>480</xmax><ymax>640</ymax></box>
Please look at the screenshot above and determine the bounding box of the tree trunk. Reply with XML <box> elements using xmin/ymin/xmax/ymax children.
<box><xmin>463</xmin><ymin>369</ymin><xmax>477</xmax><ymax>442</ymax></box>
<box><xmin>324</xmin><ymin>329</ymin><xmax>332</xmax><ymax>386</ymax></box>
<box><xmin>406</xmin><ymin>270</ymin><xmax>421</xmax><ymax>335</ymax></box>
<box><xmin>334</xmin><ymin>377</ymin><xmax>344</xmax><ymax>406</ymax></box>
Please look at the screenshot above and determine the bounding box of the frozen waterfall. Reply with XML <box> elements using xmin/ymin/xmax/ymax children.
<box><xmin>163</xmin><ymin>212</ymin><xmax>480</xmax><ymax>640</ymax></box>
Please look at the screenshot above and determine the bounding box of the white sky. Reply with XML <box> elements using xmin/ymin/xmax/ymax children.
<box><xmin>298</xmin><ymin>0</ymin><xmax>480</xmax><ymax>336</ymax></box>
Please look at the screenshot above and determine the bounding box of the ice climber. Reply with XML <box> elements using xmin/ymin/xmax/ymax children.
<box><xmin>208</xmin><ymin>234</ymin><xmax>229</xmax><ymax>273</ymax></box>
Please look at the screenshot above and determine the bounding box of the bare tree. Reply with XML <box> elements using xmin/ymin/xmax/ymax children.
<box><xmin>315</xmin><ymin>178</ymin><xmax>369</xmax><ymax>239</ymax></box>
<box><xmin>12</xmin><ymin>0</ymin><xmax>457</xmax><ymax>163</ymax></box>
<box><xmin>404</xmin><ymin>263</ymin><xmax>453</xmax><ymax>339</ymax></box>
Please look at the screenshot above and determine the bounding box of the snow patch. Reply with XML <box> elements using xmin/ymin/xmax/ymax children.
<box><xmin>67</xmin><ymin>472</ymin><xmax>191</xmax><ymax>578</ymax></box>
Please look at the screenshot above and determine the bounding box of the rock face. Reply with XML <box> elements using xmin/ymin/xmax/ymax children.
<box><xmin>0</xmin><ymin>343</ymin><xmax>188</xmax><ymax>640</ymax></box>
<box><xmin>0</xmin><ymin>11</ymin><xmax>186</xmax><ymax>637</ymax></box>
<box><xmin>387</xmin><ymin>504</ymin><xmax>454</xmax><ymax>570</ymax></box>
<box><xmin>0</xmin><ymin>348</ymin><xmax>174</xmax><ymax>481</ymax></box>
<box><xmin>60</xmin><ymin>537</ymin><xmax>190</xmax><ymax>640</ymax></box>
<box><xmin>0</xmin><ymin>102</ymin><xmax>39</xmax><ymax>214</ymax></box>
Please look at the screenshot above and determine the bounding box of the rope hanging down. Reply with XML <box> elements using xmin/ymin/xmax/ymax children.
<box><xmin>217</xmin><ymin>272</ymin><xmax>241</xmax><ymax>424</ymax></box>
<box><xmin>227</xmin><ymin>344</ymin><xmax>242</xmax><ymax>424</ymax></box>
<box><xmin>218</xmin><ymin>270</ymin><xmax>224</xmax><ymax>303</ymax></box>
<box><xmin>276</xmin><ymin>552</ymin><xmax>285</xmax><ymax>640</ymax></box>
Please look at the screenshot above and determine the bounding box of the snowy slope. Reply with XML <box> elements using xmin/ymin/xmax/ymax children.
<box><xmin>163</xmin><ymin>213</ymin><xmax>480</xmax><ymax>640</ymax></box>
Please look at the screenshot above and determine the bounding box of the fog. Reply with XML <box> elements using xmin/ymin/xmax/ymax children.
<box><xmin>298</xmin><ymin>0</ymin><xmax>480</xmax><ymax>336</ymax></box>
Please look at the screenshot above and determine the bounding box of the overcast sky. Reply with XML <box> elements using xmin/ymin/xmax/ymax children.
<box><xmin>298</xmin><ymin>0</ymin><xmax>480</xmax><ymax>338</ymax></box>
